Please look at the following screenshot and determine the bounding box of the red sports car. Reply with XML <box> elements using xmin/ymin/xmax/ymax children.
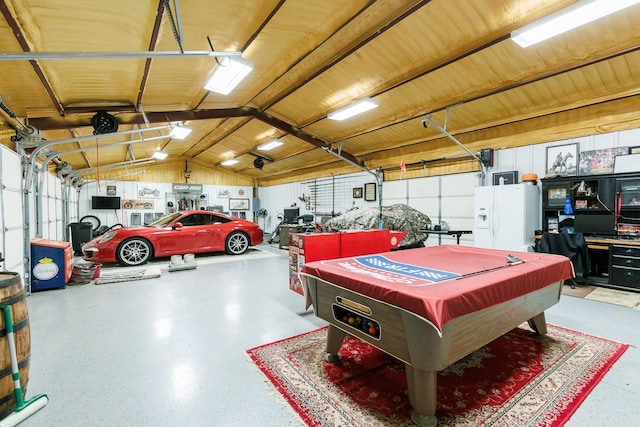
<box><xmin>82</xmin><ymin>210</ymin><xmax>264</xmax><ymax>266</ymax></box>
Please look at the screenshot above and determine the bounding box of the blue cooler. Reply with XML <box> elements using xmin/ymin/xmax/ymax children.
<box><xmin>30</xmin><ymin>238</ymin><xmax>73</xmax><ymax>291</ymax></box>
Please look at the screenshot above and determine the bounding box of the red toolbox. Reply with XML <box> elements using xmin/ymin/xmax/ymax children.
<box><xmin>289</xmin><ymin>233</ymin><xmax>340</xmax><ymax>295</ymax></box>
<box><xmin>288</xmin><ymin>229</ymin><xmax>407</xmax><ymax>295</ymax></box>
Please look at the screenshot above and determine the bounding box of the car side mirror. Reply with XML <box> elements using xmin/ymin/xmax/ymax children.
<box><xmin>172</xmin><ymin>222</ymin><xmax>183</xmax><ymax>230</ymax></box>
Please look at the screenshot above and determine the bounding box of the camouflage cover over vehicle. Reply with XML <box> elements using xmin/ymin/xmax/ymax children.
<box><xmin>322</xmin><ymin>203</ymin><xmax>430</xmax><ymax>247</ymax></box>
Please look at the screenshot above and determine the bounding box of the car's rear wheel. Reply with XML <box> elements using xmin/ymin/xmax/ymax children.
<box><xmin>225</xmin><ymin>231</ymin><xmax>249</xmax><ymax>255</ymax></box>
<box><xmin>117</xmin><ymin>237</ymin><xmax>153</xmax><ymax>266</ymax></box>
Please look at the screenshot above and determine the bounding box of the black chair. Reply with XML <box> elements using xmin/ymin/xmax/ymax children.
<box><xmin>537</xmin><ymin>232</ymin><xmax>590</xmax><ymax>289</ymax></box>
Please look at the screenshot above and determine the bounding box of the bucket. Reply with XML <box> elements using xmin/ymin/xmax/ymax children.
<box><xmin>522</xmin><ymin>173</ymin><xmax>538</xmax><ymax>185</ymax></box>
<box><xmin>0</xmin><ymin>272</ymin><xmax>30</xmax><ymax>419</ymax></box>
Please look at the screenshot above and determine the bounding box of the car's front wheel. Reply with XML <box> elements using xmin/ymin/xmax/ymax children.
<box><xmin>117</xmin><ymin>237</ymin><xmax>153</xmax><ymax>266</ymax></box>
<box><xmin>225</xmin><ymin>231</ymin><xmax>249</xmax><ymax>255</ymax></box>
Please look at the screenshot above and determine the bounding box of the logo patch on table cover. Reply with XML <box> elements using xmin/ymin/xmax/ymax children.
<box><xmin>337</xmin><ymin>255</ymin><xmax>460</xmax><ymax>285</ymax></box>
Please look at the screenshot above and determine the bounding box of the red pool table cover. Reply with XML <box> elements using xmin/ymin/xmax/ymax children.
<box><xmin>300</xmin><ymin>245</ymin><xmax>574</xmax><ymax>334</ymax></box>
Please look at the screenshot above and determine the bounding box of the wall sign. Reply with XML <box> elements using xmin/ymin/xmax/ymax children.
<box><xmin>137</xmin><ymin>185</ymin><xmax>160</xmax><ymax>198</ymax></box>
<box><xmin>122</xmin><ymin>199</ymin><xmax>155</xmax><ymax>210</ymax></box>
<box><xmin>172</xmin><ymin>183</ymin><xmax>203</xmax><ymax>193</ymax></box>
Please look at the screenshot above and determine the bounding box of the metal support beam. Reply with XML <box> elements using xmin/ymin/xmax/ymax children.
<box><xmin>0</xmin><ymin>51</ymin><xmax>241</xmax><ymax>60</ymax></box>
<box><xmin>422</xmin><ymin>115</ymin><xmax>486</xmax><ymax>185</ymax></box>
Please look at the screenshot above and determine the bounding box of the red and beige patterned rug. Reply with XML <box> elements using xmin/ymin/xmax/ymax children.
<box><xmin>247</xmin><ymin>325</ymin><xmax>628</xmax><ymax>427</ymax></box>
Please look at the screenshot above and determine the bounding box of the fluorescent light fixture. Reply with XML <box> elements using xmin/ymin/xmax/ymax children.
<box><xmin>220</xmin><ymin>159</ymin><xmax>239</xmax><ymax>166</ymax></box>
<box><xmin>511</xmin><ymin>0</ymin><xmax>640</xmax><ymax>48</ymax></box>
<box><xmin>327</xmin><ymin>98</ymin><xmax>379</xmax><ymax>121</ymax></box>
<box><xmin>169</xmin><ymin>125</ymin><xmax>192</xmax><ymax>139</ymax></box>
<box><xmin>204</xmin><ymin>57</ymin><xmax>253</xmax><ymax>95</ymax></box>
<box><xmin>257</xmin><ymin>139</ymin><xmax>284</xmax><ymax>151</ymax></box>
<box><xmin>152</xmin><ymin>150</ymin><xmax>168</xmax><ymax>160</ymax></box>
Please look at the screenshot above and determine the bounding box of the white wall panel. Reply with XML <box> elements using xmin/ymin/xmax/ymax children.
<box><xmin>618</xmin><ymin>128</ymin><xmax>640</xmax><ymax>148</ymax></box>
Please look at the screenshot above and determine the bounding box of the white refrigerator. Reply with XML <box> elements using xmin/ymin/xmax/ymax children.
<box><xmin>474</xmin><ymin>183</ymin><xmax>540</xmax><ymax>252</ymax></box>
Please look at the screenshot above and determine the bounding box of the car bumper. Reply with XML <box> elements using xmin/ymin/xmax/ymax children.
<box><xmin>82</xmin><ymin>246</ymin><xmax>99</xmax><ymax>259</ymax></box>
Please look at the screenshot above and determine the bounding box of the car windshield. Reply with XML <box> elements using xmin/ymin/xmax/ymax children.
<box><xmin>148</xmin><ymin>212</ymin><xmax>182</xmax><ymax>227</ymax></box>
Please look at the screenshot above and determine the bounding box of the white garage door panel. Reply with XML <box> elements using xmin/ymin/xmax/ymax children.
<box><xmin>2</xmin><ymin>191</ymin><xmax>23</xmax><ymax>229</ymax></box>
<box><xmin>1</xmin><ymin>148</ymin><xmax>21</xmax><ymax>187</ymax></box>
<box><xmin>408</xmin><ymin>177</ymin><xmax>439</xmax><ymax>197</ymax></box>
<box><xmin>382</xmin><ymin>180</ymin><xmax>407</xmax><ymax>200</ymax></box>
<box><xmin>1</xmin><ymin>145</ymin><xmax>25</xmax><ymax>278</ymax></box>
<box><xmin>1</xmin><ymin>230</ymin><xmax>24</xmax><ymax>273</ymax></box>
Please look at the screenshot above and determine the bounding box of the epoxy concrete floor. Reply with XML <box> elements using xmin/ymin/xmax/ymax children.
<box><xmin>21</xmin><ymin>243</ymin><xmax>640</xmax><ymax>426</ymax></box>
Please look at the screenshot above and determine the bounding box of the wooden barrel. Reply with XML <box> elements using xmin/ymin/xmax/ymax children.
<box><xmin>0</xmin><ymin>272</ymin><xmax>30</xmax><ymax>419</ymax></box>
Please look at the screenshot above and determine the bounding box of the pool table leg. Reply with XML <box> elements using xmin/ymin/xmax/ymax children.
<box><xmin>405</xmin><ymin>364</ymin><xmax>438</xmax><ymax>427</ymax></box>
<box><xmin>325</xmin><ymin>325</ymin><xmax>347</xmax><ymax>362</ymax></box>
<box><xmin>527</xmin><ymin>312</ymin><xmax>547</xmax><ymax>335</ymax></box>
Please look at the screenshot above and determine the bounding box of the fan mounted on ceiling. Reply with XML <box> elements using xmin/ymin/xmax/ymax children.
<box><xmin>91</xmin><ymin>111</ymin><xmax>119</xmax><ymax>135</ymax></box>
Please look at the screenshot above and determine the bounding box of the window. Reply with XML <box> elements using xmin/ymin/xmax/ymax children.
<box><xmin>180</xmin><ymin>213</ymin><xmax>212</xmax><ymax>226</ymax></box>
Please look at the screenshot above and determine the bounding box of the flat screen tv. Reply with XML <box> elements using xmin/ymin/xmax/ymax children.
<box><xmin>92</xmin><ymin>196</ymin><xmax>121</xmax><ymax>210</ymax></box>
<box><xmin>574</xmin><ymin>214</ymin><xmax>616</xmax><ymax>236</ymax></box>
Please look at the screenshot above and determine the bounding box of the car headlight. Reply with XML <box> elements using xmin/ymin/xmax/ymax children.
<box><xmin>99</xmin><ymin>231</ymin><xmax>118</xmax><ymax>243</ymax></box>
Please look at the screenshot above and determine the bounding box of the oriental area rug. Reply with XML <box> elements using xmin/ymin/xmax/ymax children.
<box><xmin>247</xmin><ymin>325</ymin><xmax>628</xmax><ymax>427</ymax></box>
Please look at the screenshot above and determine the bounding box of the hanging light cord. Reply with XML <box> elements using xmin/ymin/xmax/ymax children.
<box><xmin>207</xmin><ymin>36</ymin><xmax>224</xmax><ymax>66</ymax></box>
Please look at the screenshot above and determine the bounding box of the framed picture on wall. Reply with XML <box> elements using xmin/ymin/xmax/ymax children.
<box><xmin>630</xmin><ymin>146</ymin><xmax>640</xmax><ymax>154</ymax></box>
<box><xmin>353</xmin><ymin>187</ymin><xmax>363</xmax><ymax>198</ymax></box>
<box><xmin>492</xmin><ymin>171</ymin><xmax>518</xmax><ymax>185</ymax></box>
<box><xmin>578</xmin><ymin>147</ymin><xmax>629</xmax><ymax>175</ymax></box>
<box><xmin>546</xmin><ymin>143</ymin><xmax>578</xmax><ymax>176</ymax></box>
<box><xmin>364</xmin><ymin>183</ymin><xmax>377</xmax><ymax>201</ymax></box>
<box><xmin>229</xmin><ymin>198</ymin><xmax>249</xmax><ymax>210</ymax></box>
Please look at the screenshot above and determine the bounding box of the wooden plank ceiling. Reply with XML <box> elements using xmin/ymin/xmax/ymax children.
<box><xmin>0</xmin><ymin>0</ymin><xmax>639</xmax><ymax>186</ymax></box>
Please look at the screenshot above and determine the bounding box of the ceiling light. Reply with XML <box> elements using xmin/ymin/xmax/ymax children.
<box><xmin>327</xmin><ymin>98</ymin><xmax>378</xmax><ymax>121</ymax></box>
<box><xmin>511</xmin><ymin>0</ymin><xmax>640</xmax><ymax>48</ymax></box>
<box><xmin>152</xmin><ymin>150</ymin><xmax>168</xmax><ymax>160</ymax></box>
<box><xmin>220</xmin><ymin>159</ymin><xmax>239</xmax><ymax>166</ymax></box>
<box><xmin>169</xmin><ymin>125</ymin><xmax>192</xmax><ymax>139</ymax></box>
<box><xmin>204</xmin><ymin>57</ymin><xmax>253</xmax><ymax>95</ymax></box>
<box><xmin>257</xmin><ymin>139</ymin><xmax>284</xmax><ymax>151</ymax></box>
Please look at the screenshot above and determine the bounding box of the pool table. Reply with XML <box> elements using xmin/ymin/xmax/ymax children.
<box><xmin>300</xmin><ymin>245</ymin><xmax>574</xmax><ymax>427</ymax></box>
